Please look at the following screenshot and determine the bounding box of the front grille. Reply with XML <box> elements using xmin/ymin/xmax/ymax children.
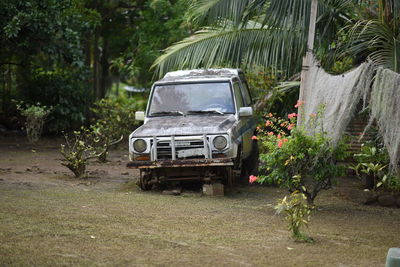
<box><xmin>153</xmin><ymin>138</ymin><xmax>207</xmax><ymax>159</ymax></box>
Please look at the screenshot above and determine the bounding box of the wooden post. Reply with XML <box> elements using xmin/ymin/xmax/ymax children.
<box><xmin>297</xmin><ymin>0</ymin><xmax>318</xmax><ymax>126</ymax></box>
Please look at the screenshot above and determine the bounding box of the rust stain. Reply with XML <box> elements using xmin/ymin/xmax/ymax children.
<box><xmin>127</xmin><ymin>158</ymin><xmax>234</xmax><ymax>169</ymax></box>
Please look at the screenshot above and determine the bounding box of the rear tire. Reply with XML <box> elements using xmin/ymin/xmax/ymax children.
<box><xmin>240</xmin><ymin>140</ymin><xmax>259</xmax><ymax>183</ymax></box>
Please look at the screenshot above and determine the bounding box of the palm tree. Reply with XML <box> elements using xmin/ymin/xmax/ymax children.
<box><xmin>151</xmin><ymin>0</ymin><xmax>355</xmax><ymax>78</ymax></box>
<box><xmin>340</xmin><ymin>0</ymin><xmax>400</xmax><ymax>72</ymax></box>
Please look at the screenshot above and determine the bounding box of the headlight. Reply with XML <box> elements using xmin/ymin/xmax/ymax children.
<box><xmin>133</xmin><ymin>139</ymin><xmax>147</xmax><ymax>153</ymax></box>
<box><xmin>213</xmin><ymin>136</ymin><xmax>227</xmax><ymax>150</ymax></box>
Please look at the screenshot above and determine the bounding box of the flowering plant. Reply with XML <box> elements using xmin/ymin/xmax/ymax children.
<box><xmin>252</xmin><ymin>103</ymin><xmax>348</xmax><ymax>203</ymax></box>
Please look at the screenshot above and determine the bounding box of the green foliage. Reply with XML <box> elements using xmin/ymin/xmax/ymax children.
<box><xmin>21</xmin><ymin>68</ymin><xmax>91</xmax><ymax>133</ymax></box>
<box><xmin>350</xmin><ymin>141</ymin><xmax>400</xmax><ymax>192</ymax></box>
<box><xmin>16</xmin><ymin>102</ymin><xmax>52</xmax><ymax>143</ymax></box>
<box><xmin>339</xmin><ymin>0</ymin><xmax>400</xmax><ymax>72</ymax></box>
<box><xmin>275</xmin><ymin>191</ymin><xmax>314</xmax><ymax>243</ymax></box>
<box><xmin>90</xmin><ymin>121</ymin><xmax>123</xmax><ymax>162</ymax></box>
<box><xmin>91</xmin><ymin>96</ymin><xmax>146</xmax><ymax>142</ymax></box>
<box><xmin>0</xmin><ymin>0</ymin><xmax>94</xmax><ymax>67</ymax></box>
<box><xmin>257</xmin><ymin>112</ymin><xmax>348</xmax><ymax>203</ymax></box>
<box><xmin>60</xmin><ymin>128</ymin><xmax>103</xmax><ymax>178</ymax></box>
<box><xmin>329</xmin><ymin>57</ymin><xmax>355</xmax><ymax>75</ymax></box>
<box><xmin>121</xmin><ymin>0</ymin><xmax>190</xmax><ymax>87</ymax></box>
<box><xmin>152</xmin><ymin>0</ymin><xmax>355</xmax><ymax>77</ymax></box>
<box><xmin>246</xmin><ymin>68</ymin><xmax>279</xmax><ymax>108</ymax></box>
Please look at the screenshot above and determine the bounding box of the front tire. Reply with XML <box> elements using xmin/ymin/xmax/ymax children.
<box><xmin>138</xmin><ymin>170</ymin><xmax>152</xmax><ymax>191</ymax></box>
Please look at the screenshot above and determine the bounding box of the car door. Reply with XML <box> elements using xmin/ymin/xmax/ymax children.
<box><xmin>232</xmin><ymin>80</ymin><xmax>253</xmax><ymax>158</ymax></box>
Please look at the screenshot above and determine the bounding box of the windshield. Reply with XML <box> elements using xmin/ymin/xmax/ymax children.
<box><xmin>148</xmin><ymin>82</ymin><xmax>235</xmax><ymax>116</ymax></box>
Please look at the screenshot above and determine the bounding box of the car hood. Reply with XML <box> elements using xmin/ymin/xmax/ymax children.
<box><xmin>133</xmin><ymin>115</ymin><xmax>237</xmax><ymax>137</ymax></box>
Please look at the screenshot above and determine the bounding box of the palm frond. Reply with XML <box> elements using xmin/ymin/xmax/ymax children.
<box><xmin>187</xmin><ymin>0</ymin><xmax>255</xmax><ymax>26</ymax></box>
<box><xmin>152</xmin><ymin>23</ymin><xmax>306</xmax><ymax>78</ymax></box>
<box><xmin>340</xmin><ymin>18</ymin><xmax>400</xmax><ymax>72</ymax></box>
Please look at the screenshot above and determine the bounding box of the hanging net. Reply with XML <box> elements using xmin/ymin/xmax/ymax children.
<box><xmin>302</xmin><ymin>55</ymin><xmax>375</xmax><ymax>145</ymax></box>
<box><xmin>368</xmin><ymin>68</ymin><xmax>400</xmax><ymax>171</ymax></box>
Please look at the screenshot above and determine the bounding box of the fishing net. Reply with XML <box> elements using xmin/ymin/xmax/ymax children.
<box><xmin>367</xmin><ymin>68</ymin><xmax>400</xmax><ymax>171</ymax></box>
<box><xmin>302</xmin><ymin>55</ymin><xmax>375</xmax><ymax>145</ymax></box>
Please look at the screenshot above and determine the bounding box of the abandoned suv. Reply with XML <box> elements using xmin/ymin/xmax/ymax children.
<box><xmin>127</xmin><ymin>69</ymin><xmax>258</xmax><ymax>190</ymax></box>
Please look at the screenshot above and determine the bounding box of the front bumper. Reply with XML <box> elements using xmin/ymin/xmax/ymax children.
<box><xmin>127</xmin><ymin>158</ymin><xmax>234</xmax><ymax>169</ymax></box>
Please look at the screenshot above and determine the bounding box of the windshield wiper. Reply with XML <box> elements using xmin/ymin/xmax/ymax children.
<box><xmin>187</xmin><ymin>110</ymin><xmax>224</xmax><ymax>115</ymax></box>
<box><xmin>150</xmin><ymin>111</ymin><xmax>184</xmax><ymax>116</ymax></box>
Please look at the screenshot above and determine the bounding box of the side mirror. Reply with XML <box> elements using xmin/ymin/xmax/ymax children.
<box><xmin>239</xmin><ymin>107</ymin><xmax>253</xmax><ymax>118</ymax></box>
<box><xmin>135</xmin><ymin>111</ymin><xmax>145</xmax><ymax>121</ymax></box>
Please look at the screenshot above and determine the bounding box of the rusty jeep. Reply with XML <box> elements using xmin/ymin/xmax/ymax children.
<box><xmin>127</xmin><ymin>69</ymin><xmax>258</xmax><ymax>191</ymax></box>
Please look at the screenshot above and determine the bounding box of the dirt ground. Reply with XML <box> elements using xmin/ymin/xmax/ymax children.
<box><xmin>0</xmin><ymin>136</ymin><xmax>399</xmax><ymax>267</ymax></box>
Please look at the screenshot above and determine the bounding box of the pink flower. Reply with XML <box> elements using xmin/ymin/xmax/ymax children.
<box><xmin>283</xmin><ymin>138</ymin><xmax>288</xmax><ymax>143</ymax></box>
<box><xmin>288</xmin><ymin>113</ymin><xmax>297</xmax><ymax>119</ymax></box>
<box><xmin>252</xmin><ymin>135</ymin><xmax>258</xmax><ymax>140</ymax></box>
<box><xmin>278</xmin><ymin>139</ymin><xmax>284</xmax><ymax>148</ymax></box>
<box><xmin>249</xmin><ymin>175</ymin><xmax>258</xmax><ymax>184</ymax></box>
<box><xmin>277</xmin><ymin>134</ymin><xmax>281</xmax><ymax>138</ymax></box>
<box><xmin>265</xmin><ymin>120</ymin><xmax>272</xmax><ymax>127</ymax></box>
<box><xmin>268</xmin><ymin>132</ymin><xmax>274</xmax><ymax>136</ymax></box>
<box><xmin>294</xmin><ymin>100</ymin><xmax>305</xmax><ymax>108</ymax></box>
<box><xmin>256</xmin><ymin>126</ymin><xmax>261</xmax><ymax>131</ymax></box>
<box><xmin>268</xmin><ymin>113</ymin><xmax>273</xmax><ymax>117</ymax></box>
<box><xmin>287</xmin><ymin>123</ymin><xmax>295</xmax><ymax>130</ymax></box>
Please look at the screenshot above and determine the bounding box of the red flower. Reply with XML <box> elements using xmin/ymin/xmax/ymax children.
<box><xmin>278</xmin><ymin>139</ymin><xmax>284</xmax><ymax>148</ymax></box>
<box><xmin>288</xmin><ymin>113</ymin><xmax>297</xmax><ymax>119</ymax></box>
<box><xmin>294</xmin><ymin>100</ymin><xmax>305</xmax><ymax>108</ymax></box>
<box><xmin>252</xmin><ymin>135</ymin><xmax>258</xmax><ymax>140</ymax></box>
<box><xmin>249</xmin><ymin>175</ymin><xmax>258</xmax><ymax>184</ymax></box>
<box><xmin>283</xmin><ymin>138</ymin><xmax>288</xmax><ymax>143</ymax></box>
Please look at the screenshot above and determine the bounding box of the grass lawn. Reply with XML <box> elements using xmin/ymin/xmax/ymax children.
<box><xmin>0</xmin><ymin>139</ymin><xmax>399</xmax><ymax>266</ymax></box>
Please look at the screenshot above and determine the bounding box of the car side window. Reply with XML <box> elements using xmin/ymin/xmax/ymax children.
<box><xmin>239</xmin><ymin>74</ymin><xmax>252</xmax><ymax>105</ymax></box>
<box><xmin>233</xmin><ymin>82</ymin><xmax>244</xmax><ymax>111</ymax></box>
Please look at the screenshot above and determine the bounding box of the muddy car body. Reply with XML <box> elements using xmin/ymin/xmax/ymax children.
<box><xmin>127</xmin><ymin>69</ymin><xmax>258</xmax><ymax>190</ymax></box>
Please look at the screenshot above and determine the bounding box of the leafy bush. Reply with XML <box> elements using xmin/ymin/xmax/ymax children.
<box><xmin>90</xmin><ymin>121</ymin><xmax>123</xmax><ymax>162</ymax></box>
<box><xmin>255</xmin><ymin>111</ymin><xmax>348</xmax><ymax>203</ymax></box>
<box><xmin>60</xmin><ymin>128</ymin><xmax>104</xmax><ymax>178</ymax></box>
<box><xmin>91</xmin><ymin>96</ymin><xmax>146</xmax><ymax>141</ymax></box>
<box><xmin>16</xmin><ymin>102</ymin><xmax>52</xmax><ymax>143</ymax></box>
<box><xmin>350</xmin><ymin>141</ymin><xmax>400</xmax><ymax>192</ymax></box>
<box><xmin>275</xmin><ymin>191</ymin><xmax>314</xmax><ymax>243</ymax></box>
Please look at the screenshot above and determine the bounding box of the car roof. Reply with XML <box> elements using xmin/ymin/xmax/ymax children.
<box><xmin>157</xmin><ymin>68</ymin><xmax>243</xmax><ymax>83</ymax></box>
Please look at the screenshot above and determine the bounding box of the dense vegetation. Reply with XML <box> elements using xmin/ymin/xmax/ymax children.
<box><xmin>0</xmin><ymin>0</ymin><xmax>188</xmax><ymax>132</ymax></box>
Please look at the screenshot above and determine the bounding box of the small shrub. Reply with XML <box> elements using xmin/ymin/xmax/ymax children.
<box><xmin>90</xmin><ymin>121</ymin><xmax>123</xmax><ymax>162</ymax></box>
<box><xmin>350</xmin><ymin>141</ymin><xmax>400</xmax><ymax>192</ymax></box>
<box><xmin>275</xmin><ymin>191</ymin><xmax>314</xmax><ymax>243</ymax></box>
<box><xmin>16</xmin><ymin>102</ymin><xmax>52</xmax><ymax>143</ymax></box>
<box><xmin>60</xmin><ymin>128</ymin><xmax>104</xmax><ymax>178</ymax></box>
<box><xmin>255</xmin><ymin>109</ymin><xmax>348</xmax><ymax>203</ymax></box>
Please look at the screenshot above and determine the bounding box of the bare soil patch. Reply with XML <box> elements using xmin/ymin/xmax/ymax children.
<box><xmin>0</xmin><ymin>137</ymin><xmax>399</xmax><ymax>266</ymax></box>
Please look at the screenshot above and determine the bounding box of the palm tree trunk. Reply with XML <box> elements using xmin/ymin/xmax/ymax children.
<box><xmin>298</xmin><ymin>0</ymin><xmax>318</xmax><ymax>126</ymax></box>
